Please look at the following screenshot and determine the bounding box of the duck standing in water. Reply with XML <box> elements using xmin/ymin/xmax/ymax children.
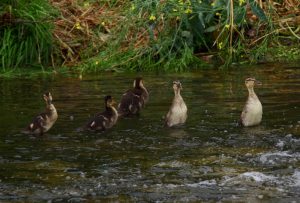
<box><xmin>165</xmin><ymin>81</ymin><xmax>187</xmax><ymax>127</ymax></box>
<box><xmin>240</xmin><ymin>78</ymin><xmax>263</xmax><ymax>127</ymax></box>
<box><xmin>118</xmin><ymin>77</ymin><xmax>149</xmax><ymax>117</ymax></box>
<box><xmin>85</xmin><ymin>95</ymin><xmax>118</xmax><ymax>131</ymax></box>
<box><xmin>21</xmin><ymin>92</ymin><xmax>58</xmax><ymax>135</ymax></box>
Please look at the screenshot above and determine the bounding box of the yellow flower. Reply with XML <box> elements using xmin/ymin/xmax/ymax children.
<box><xmin>225</xmin><ymin>24</ymin><xmax>230</xmax><ymax>29</ymax></box>
<box><xmin>218</xmin><ymin>42</ymin><xmax>223</xmax><ymax>50</ymax></box>
<box><xmin>83</xmin><ymin>2</ymin><xmax>89</xmax><ymax>8</ymax></box>
<box><xmin>239</xmin><ymin>0</ymin><xmax>246</xmax><ymax>6</ymax></box>
<box><xmin>149</xmin><ymin>14</ymin><xmax>156</xmax><ymax>21</ymax></box>
<box><xmin>95</xmin><ymin>61</ymin><xmax>99</xmax><ymax>65</ymax></box>
<box><xmin>131</xmin><ymin>4</ymin><xmax>135</xmax><ymax>11</ymax></box>
<box><xmin>101</xmin><ymin>21</ymin><xmax>105</xmax><ymax>26</ymax></box>
<box><xmin>216</xmin><ymin>12</ymin><xmax>221</xmax><ymax>16</ymax></box>
<box><xmin>211</xmin><ymin>2</ymin><xmax>215</xmax><ymax>6</ymax></box>
<box><xmin>75</xmin><ymin>22</ymin><xmax>82</xmax><ymax>30</ymax></box>
<box><xmin>185</xmin><ymin>7</ymin><xmax>192</xmax><ymax>14</ymax></box>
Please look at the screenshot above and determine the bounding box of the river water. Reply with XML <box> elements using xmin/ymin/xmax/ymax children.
<box><xmin>0</xmin><ymin>64</ymin><xmax>300</xmax><ymax>202</ymax></box>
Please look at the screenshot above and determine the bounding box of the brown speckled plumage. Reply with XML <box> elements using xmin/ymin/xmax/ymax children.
<box><xmin>118</xmin><ymin>77</ymin><xmax>149</xmax><ymax>117</ymax></box>
<box><xmin>85</xmin><ymin>95</ymin><xmax>118</xmax><ymax>131</ymax></box>
<box><xmin>21</xmin><ymin>92</ymin><xmax>58</xmax><ymax>135</ymax></box>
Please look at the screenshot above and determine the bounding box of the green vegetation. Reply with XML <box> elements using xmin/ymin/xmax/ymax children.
<box><xmin>0</xmin><ymin>0</ymin><xmax>300</xmax><ymax>75</ymax></box>
<box><xmin>0</xmin><ymin>0</ymin><xmax>56</xmax><ymax>73</ymax></box>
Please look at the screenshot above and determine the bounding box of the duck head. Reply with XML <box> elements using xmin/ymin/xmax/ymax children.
<box><xmin>43</xmin><ymin>92</ymin><xmax>53</xmax><ymax>105</ymax></box>
<box><xmin>44</xmin><ymin>92</ymin><xmax>57</xmax><ymax>113</ymax></box>
<box><xmin>133</xmin><ymin>77</ymin><xmax>144</xmax><ymax>89</ymax></box>
<box><xmin>245</xmin><ymin>78</ymin><xmax>262</xmax><ymax>89</ymax></box>
<box><xmin>105</xmin><ymin>95</ymin><xmax>116</xmax><ymax>108</ymax></box>
<box><xmin>173</xmin><ymin>80</ymin><xmax>182</xmax><ymax>92</ymax></box>
<box><xmin>43</xmin><ymin>92</ymin><xmax>56</xmax><ymax>112</ymax></box>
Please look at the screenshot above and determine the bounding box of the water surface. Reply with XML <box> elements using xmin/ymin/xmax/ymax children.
<box><xmin>0</xmin><ymin>64</ymin><xmax>300</xmax><ymax>202</ymax></box>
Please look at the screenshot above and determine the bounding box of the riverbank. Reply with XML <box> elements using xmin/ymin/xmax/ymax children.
<box><xmin>0</xmin><ymin>0</ymin><xmax>300</xmax><ymax>75</ymax></box>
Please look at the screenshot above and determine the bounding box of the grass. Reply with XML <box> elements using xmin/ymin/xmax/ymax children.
<box><xmin>1</xmin><ymin>0</ymin><xmax>300</xmax><ymax>75</ymax></box>
<box><xmin>77</xmin><ymin>0</ymin><xmax>300</xmax><ymax>72</ymax></box>
<box><xmin>0</xmin><ymin>0</ymin><xmax>55</xmax><ymax>73</ymax></box>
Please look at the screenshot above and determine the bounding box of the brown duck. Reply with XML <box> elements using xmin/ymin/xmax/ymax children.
<box><xmin>21</xmin><ymin>92</ymin><xmax>58</xmax><ymax>135</ymax></box>
<box><xmin>240</xmin><ymin>78</ymin><xmax>263</xmax><ymax>127</ymax></box>
<box><xmin>118</xmin><ymin>77</ymin><xmax>149</xmax><ymax>116</ymax></box>
<box><xmin>85</xmin><ymin>95</ymin><xmax>118</xmax><ymax>131</ymax></box>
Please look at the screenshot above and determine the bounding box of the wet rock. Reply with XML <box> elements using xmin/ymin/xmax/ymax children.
<box><xmin>199</xmin><ymin>166</ymin><xmax>213</xmax><ymax>174</ymax></box>
<box><xmin>257</xmin><ymin>194</ymin><xmax>264</xmax><ymax>199</ymax></box>
<box><xmin>68</xmin><ymin>197</ymin><xmax>87</xmax><ymax>202</ymax></box>
<box><xmin>33</xmin><ymin>190</ymin><xmax>56</xmax><ymax>201</ymax></box>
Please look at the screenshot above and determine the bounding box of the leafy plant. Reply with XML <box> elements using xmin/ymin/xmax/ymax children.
<box><xmin>81</xmin><ymin>0</ymin><xmax>272</xmax><ymax>71</ymax></box>
<box><xmin>0</xmin><ymin>0</ymin><xmax>55</xmax><ymax>72</ymax></box>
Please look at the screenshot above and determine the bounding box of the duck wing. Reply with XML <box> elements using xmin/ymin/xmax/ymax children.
<box><xmin>239</xmin><ymin>105</ymin><xmax>248</xmax><ymax>126</ymax></box>
<box><xmin>118</xmin><ymin>90</ymin><xmax>144</xmax><ymax>116</ymax></box>
<box><xmin>86</xmin><ymin>115</ymin><xmax>107</xmax><ymax>131</ymax></box>
<box><xmin>132</xmin><ymin>88</ymin><xmax>148</xmax><ymax>104</ymax></box>
<box><xmin>22</xmin><ymin>113</ymin><xmax>47</xmax><ymax>134</ymax></box>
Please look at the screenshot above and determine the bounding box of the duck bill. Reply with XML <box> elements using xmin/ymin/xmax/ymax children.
<box><xmin>111</xmin><ymin>100</ymin><xmax>117</xmax><ymax>106</ymax></box>
<box><xmin>255</xmin><ymin>80</ymin><xmax>262</xmax><ymax>85</ymax></box>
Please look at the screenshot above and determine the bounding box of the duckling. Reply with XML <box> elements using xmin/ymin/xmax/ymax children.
<box><xmin>85</xmin><ymin>95</ymin><xmax>118</xmax><ymax>131</ymax></box>
<box><xmin>118</xmin><ymin>77</ymin><xmax>149</xmax><ymax>116</ymax></box>
<box><xmin>240</xmin><ymin>78</ymin><xmax>263</xmax><ymax>127</ymax></box>
<box><xmin>165</xmin><ymin>81</ymin><xmax>187</xmax><ymax>127</ymax></box>
<box><xmin>21</xmin><ymin>92</ymin><xmax>58</xmax><ymax>135</ymax></box>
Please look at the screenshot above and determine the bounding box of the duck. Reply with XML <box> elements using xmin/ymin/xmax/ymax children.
<box><xmin>21</xmin><ymin>92</ymin><xmax>58</xmax><ymax>135</ymax></box>
<box><xmin>117</xmin><ymin>77</ymin><xmax>149</xmax><ymax>116</ymax></box>
<box><xmin>240</xmin><ymin>77</ymin><xmax>263</xmax><ymax>127</ymax></box>
<box><xmin>165</xmin><ymin>81</ymin><xmax>187</xmax><ymax>127</ymax></box>
<box><xmin>85</xmin><ymin>95</ymin><xmax>118</xmax><ymax>131</ymax></box>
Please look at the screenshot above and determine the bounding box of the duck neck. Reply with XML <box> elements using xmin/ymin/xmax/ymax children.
<box><xmin>247</xmin><ymin>87</ymin><xmax>257</xmax><ymax>98</ymax></box>
<box><xmin>140</xmin><ymin>85</ymin><xmax>148</xmax><ymax>95</ymax></box>
<box><xmin>106</xmin><ymin>105</ymin><xmax>112</xmax><ymax>111</ymax></box>
<box><xmin>106</xmin><ymin>105</ymin><xmax>116</xmax><ymax>112</ymax></box>
<box><xmin>174</xmin><ymin>89</ymin><xmax>181</xmax><ymax>97</ymax></box>
<box><xmin>107</xmin><ymin>105</ymin><xmax>118</xmax><ymax>117</ymax></box>
<box><xmin>46</xmin><ymin>104</ymin><xmax>57</xmax><ymax>115</ymax></box>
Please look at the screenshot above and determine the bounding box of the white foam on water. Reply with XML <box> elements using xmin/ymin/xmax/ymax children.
<box><xmin>221</xmin><ymin>169</ymin><xmax>300</xmax><ymax>189</ymax></box>
<box><xmin>275</xmin><ymin>140</ymin><xmax>285</xmax><ymax>149</ymax></box>
<box><xmin>221</xmin><ymin>171</ymin><xmax>278</xmax><ymax>186</ymax></box>
<box><xmin>291</xmin><ymin>170</ymin><xmax>300</xmax><ymax>187</ymax></box>
<box><xmin>186</xmin><ymin>179</ymin><xmax>217</xmax><ymax>187</ymax></box>
<box><xmin>258</xmin><ymin>151</ymin><xmax>300</xmax><ymax>165</ymax></box>
<box><xmin>165</xmin><ymin>184</ymin><xmax>178</xmax><ymax>189</ymax></box>
<box><xmin>155</xmin><ymin>161</ymin><xmax>189</xmax><ymax>168</ymax></box>
<box><xmin>155</xmin><ymin>179</ymin><xmax>217</xmax><ymax>190</ymax></box>
<box><xmin>240</xmin><ymin>172</ymin><xmax>276</xmax><ymax>182</ymax></box>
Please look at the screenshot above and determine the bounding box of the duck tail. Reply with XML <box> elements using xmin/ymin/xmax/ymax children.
<box><xmin>75</xmin><ymin>127</ymin><xmax>84</xmax><ymax>133</ymax></box>
<box><xmin>20</xmin><ymin>129</ymin><xmax>31</xmax><ymax>134</ymax></box>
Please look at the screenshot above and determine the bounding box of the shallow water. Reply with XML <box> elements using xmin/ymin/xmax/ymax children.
<box><xmin>0</xmin><ymin>64</ymin><xmax>300</xmax><ymax>202</ymax></box>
